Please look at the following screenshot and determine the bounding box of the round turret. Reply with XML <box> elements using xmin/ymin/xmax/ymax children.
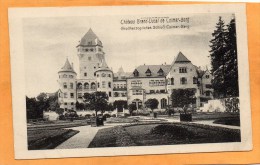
<box><xmin>58</xmin><ymin>59</ymin><xmax>77</xmax><ymax>111</ymax></box>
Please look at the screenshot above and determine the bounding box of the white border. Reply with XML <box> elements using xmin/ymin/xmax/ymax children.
<box><xmin>8</xmin><ymin>4</ymin><xmax>252</xmax><ymax>159</ymax></box>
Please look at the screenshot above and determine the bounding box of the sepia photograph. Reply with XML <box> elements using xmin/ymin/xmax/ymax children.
<box><xmin>8</xmin><ymin>4</ymin><xmax>252</xmax><ymax>159</ymax></box>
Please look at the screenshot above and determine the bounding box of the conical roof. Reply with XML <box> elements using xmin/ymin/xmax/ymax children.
<box><xmin>58</xmin><ymin>58</ymin><xmax>76</xmax><ymax>74</ymax></box>
<box><xmin>95</xmin><ymin>59</ymin><xmax>112</xmax><ymax>72</ymax></box>
<box><xmin>77</xmin><ymin>28</ymin><xmax>102</xmax><ymax>47</ymax></box>
<box><xmin>118</xmin><ymin>66</ymin><xmax>124</xmax><ymax>74</ymax></box>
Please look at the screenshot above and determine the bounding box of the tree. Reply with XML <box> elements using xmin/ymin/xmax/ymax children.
<box><xmin>48</xmin><ymin>92</ymin><xmax>59</xmax><ymax>111</ymax></box>
<box><xmin>209</xmin><ymin>16</ymin><xmax>239</xmax><ymax>98</ymax></box>
<box><xmin>26</xmin><ymin>96</ymin><xmax>44</xmax><ymax>120</ymax></box>
<box><xmin>171</xmin><ymin>89</ymin><xmax>196</xmax><ymax>108</ymax></box>
<box><xmin>55</xmin><ymin>108</ymin><xmax>64</xmax><ymax>115</ymax></box>
<box><xmin>83</xmin><ymin>91</ymin><xmax>108</xmax><ymax>116</ymax></box>
<box><xmin>145</xmin><ymin>98</ymin><xmax>159</xmax><ymax>113</ymax></box>
<box><xmin>128</xmin><ymin>103</ymin><xmax>137</xmax><ymax>116</ymax></box>
<box><xmin>36</xmin><ymin>93</ymin><xmax>49</xmax><ymax>112</ymax></box>
<box><xmin>106</xmin><ymin>103</ymin><xmax>114</xmax><ymax>112</ymax></box>
<box><xmin>76</xmin><ymin>101</ymin><xmax>85</xmax><ymax>110</ymax></box>
<box><xmin>209</xmin><ymin>16</ymin><xmax>227</xmax><ymax>98</ymax></box>
<box><xmin>224</xmin><ymin>16</ymin><xmax>239</xmax><ymax>97</ymax></box>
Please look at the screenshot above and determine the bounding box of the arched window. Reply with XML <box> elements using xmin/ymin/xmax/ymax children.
<box><xmin>91</xmin><ymin>82</ymin><xmax>96</xmax><ymax>89</ymax></box>
<box><xmin>63</xmin><ymin>74</ymin><xmax>67</xmax><ymax>78</ymax></box>
<box><xmin>97</xmin><ymin>74</ymin><xmax>99</xmax><ymax>77</ymax></box>
<box><xmin>161</xmin><ymin>98</ymin><xmax>167</xmax><ymax>109</ymax></box>
<box><xmin>77</xmin><ymin>83</ymin><xmax>82</xmax><ymax>89</ymax></box>
<box><xmin>84</xmin><ymin>82</ymin><xmax>89</xmax><ymax>89</ymax></box>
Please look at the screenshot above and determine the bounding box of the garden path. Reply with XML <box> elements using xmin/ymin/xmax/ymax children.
<box><xmin>55</xmin><ymin>123</ymin><xmax>127</xmax><ymax>149</ymax></box>
<box><xmin>191</xmin><ymin>120</ymin><xmax>240</xmax><ymax>129</ymax></box>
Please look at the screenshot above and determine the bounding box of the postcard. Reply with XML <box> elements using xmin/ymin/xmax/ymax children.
<box><xmin>8</xmin><ymin>4</ymin><xmax>252</xmax><ymax>159</ymax></box>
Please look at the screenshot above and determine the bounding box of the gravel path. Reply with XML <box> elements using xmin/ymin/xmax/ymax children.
<box><xmin>55</xmin><ymin>123</ymin><xmax>127</xmax><ymax>149</ymax></box>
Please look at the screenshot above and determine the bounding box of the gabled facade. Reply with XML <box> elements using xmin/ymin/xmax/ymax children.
<box><xmin>57</xmin><ymin>29</ymin><xmax>213</xmax><ymax>111</ymax></box>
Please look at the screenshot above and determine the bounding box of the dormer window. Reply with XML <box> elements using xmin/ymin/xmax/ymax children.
<box><xmin>133</xmin><ymin>69</ymin><xmax>139</xmax><ymax>77</ymax></box>
<box><xmin>157</xmin><ymin>68</ymin><xmax>164</xmax><ymax>76</ymax></box>
<box><xmin>145</xmin><ymin>68</ymin><xmax>151</xmax><ymax>76</ymax></box>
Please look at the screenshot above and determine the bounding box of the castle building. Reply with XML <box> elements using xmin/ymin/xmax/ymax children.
<box><xmin>57</xmin><ymin>29</ymin><xmax>213</xmax><ymax>111</ymax></box>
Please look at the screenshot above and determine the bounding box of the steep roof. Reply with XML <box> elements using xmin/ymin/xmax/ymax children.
<box><xmin>130</xmin><ymin>65</ymin><xmax>171</xmax><ymax>78</ymax></box>
<box><xmin>171</xmin><ymin>51</ymin><xmax>191</xmax><ymax>65</ymax></box>
<box><xmin>77</xmin><ymin>28</ymin><xmax>102</xmax><ymax>47</ymax></box>
<box><xmin>95</xmin><ymin>59</ymin><xmax>112</xmax><ymax>72</ymax></box>
<box><xmin>58</xmin><ymin>58</ymin><xmax>76</xmax><ymax>74</ymax></box>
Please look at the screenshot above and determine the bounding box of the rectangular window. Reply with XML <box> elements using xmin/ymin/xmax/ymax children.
<box><xmin>63</xmin><ymin>83</ymin><xmax>67</xmax><ymax>89</ymax></box>
<box><xmin>64</xmin><ymin>93</ymin><xmax>68</xmax><ymax>98</ymax></box>
<box><xmin>70</xmin><ymin>93</ymin><xmax>74</xmax><ymax>98</ymax></box>
<box><xmin>78</xmin><ymin>93</ymin><xmax>82</xmax><ymax>98</ymax></box>
<box><xmin>179</xmin><ymin>67</ymin><xmax>187</xmax><ymax>73</ymax></box>
<box><xmin>102</xmin><ymin>81</ymin><xmax>106</xmax><ymax>88</ymax></box>
<box><xmin>109</xmin><ymin>92</ymin><xmax>112</xmax><ymax>97</ymax></box>
<box><xmin>180</xmin><ymin>77</ymin><xmax>187</xmax><ymax>84</ymax></box>
<box><xmin>123</xmin><ymin>84</ymin><xmax>126</xmax><ymax>88</ymax></box>
<box><xmin>70</xmin><ymin>83</ymin><xmax>73</xmax><ymax>89</ymax></box>
<box><xmin>193</xmin><ymin>77</ymin><xmax>197</xmax><ymax>84</ymax></box>
<box><xmin>149</xmin><ymin>80</ymin><xmax>154</xmax><ymax>86</ymax></box>
<box><xmin>160</xmin><ymin>90</ymin><xmax>165</xmax><ymax>93</ymax></box>
<box><xmin>64</xmin><ymin>102</ymin><xmax>67</xmax><ymax>105</ymax></box>
<box><xmin>131</xmin><ymin>80</ymin><xmax>142</xmax><ymax>87</ymax></box>
<box><xmin>71</xmin><ymin>102</ymin><xmax>74</xmax><ymax>105</ymax></box>
<box><xmin>150</xmin><ymin>90</ymin><xmax>155</xmax><ymax>93</ymax></box>
<box><xmin>133</xmin><ymin>90</ymin><xmax>142</xmax><ymax>95</ymax></box>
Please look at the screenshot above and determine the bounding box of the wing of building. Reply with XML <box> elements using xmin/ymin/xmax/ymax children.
<box><xmin>57</xmin><ymin>29</ymin><xmax>213</xmax><ymax>111</ymax></box>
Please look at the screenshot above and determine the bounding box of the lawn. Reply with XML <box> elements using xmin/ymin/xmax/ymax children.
<box><xmin>88</xmin><ymin>123</ymin><xmax>240</xmax><ymax>148</ymax></box>
<box><xmin>213</xmin><ymin>117</ymin><xmax>240</xmax><ymax>126</ymax></box>
<box><xmin>27</xmin><ymin>120</ymin><xmax>89</xmax><ymax>130</ymax></box>
<box><xmin>27</xmin><ymin>128</ymin><xmax>79</xmax><ymax>150</ymax></box>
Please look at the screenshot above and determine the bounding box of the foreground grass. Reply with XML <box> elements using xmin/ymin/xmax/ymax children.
<box><xmin>28</xmin><ymin>128</ymin><xmax>79</xmax><ymax>150</ymax></box>
<box><xmin>88</xmin><ymin>123</ymin><xmax>240</xmax><ymax>148</ymax></box>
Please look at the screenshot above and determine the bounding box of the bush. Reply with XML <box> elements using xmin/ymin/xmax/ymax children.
<box><xmin>59</xmin><ymin>115</ymin><xmax>66</xmax><ymax>120</ymax></box>
<box><xmin>180</xmin><ymin>114</ymin><xmax>192</xmax><ymax>122</ymax></box>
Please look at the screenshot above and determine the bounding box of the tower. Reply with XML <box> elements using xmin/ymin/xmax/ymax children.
<box><xmin>95</xmin><ymin>59</ymin><xmax>113</xmax><ymax>102</ymax></box>
<box><xmin>58</xmin><ymin>58</ymin><xmax>77</xmax><ymax>111</ymax></box>
<box><xmin>77</xmin><ymin>28</ymin><xmax>105</xmax><ymax>80</ymax></box>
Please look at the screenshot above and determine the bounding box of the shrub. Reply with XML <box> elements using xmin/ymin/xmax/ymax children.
<box><xmin>59</xmin><ymin>115</ymin><xmax>66</xmax><ymax>120</ymax></box>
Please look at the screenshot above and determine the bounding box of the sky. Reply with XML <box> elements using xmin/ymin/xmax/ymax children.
<box><xmin>23</xmin><ymin>13</ymin><xmax>234</xmax><ymax>97</ymax></box>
